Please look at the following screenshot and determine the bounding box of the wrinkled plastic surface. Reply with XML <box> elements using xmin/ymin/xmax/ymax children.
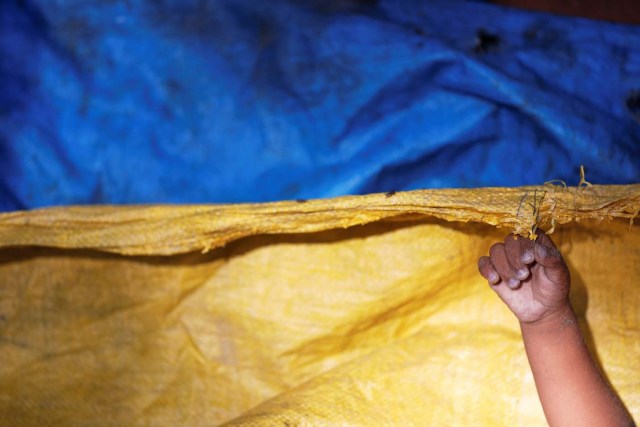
<box><xmin>0</xmin><ymin>186</ymin><xmax>638</xmax><ymax>425</ymax></box>
<box><xmin>2</xmin><ymin>0</ymin><xmax>640</xmax><ymax>212</ymax></box>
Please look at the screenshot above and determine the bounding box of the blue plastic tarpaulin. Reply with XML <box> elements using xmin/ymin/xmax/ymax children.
<box><xmin>1</xmin><ymin>0</ymin><xmax>639</xmax><ymax>212</ymax></box>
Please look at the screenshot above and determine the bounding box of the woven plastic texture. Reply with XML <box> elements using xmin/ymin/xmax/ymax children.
<box><xmin>0</xmin><ymin>185</ymin><xmax>638</xmax><ymax>425</ymax></box>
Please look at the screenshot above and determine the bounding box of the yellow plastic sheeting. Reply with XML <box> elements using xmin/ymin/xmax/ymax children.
<box><xmin>0</xmin><ymin>185</ymin><xmax>638</xmax><ymax>426</ymax></box>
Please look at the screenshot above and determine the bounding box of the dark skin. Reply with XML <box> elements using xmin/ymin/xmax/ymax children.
<box><xmin>479</xmin><ymin>231</ymin><xmax>634</xmax><ymax>427</ymax></box>
<box><xmin>479</xmin><ymin>231</ymin><xmax>570</xmax><ymax>324</ymax></box>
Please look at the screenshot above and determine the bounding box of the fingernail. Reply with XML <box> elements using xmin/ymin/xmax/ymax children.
<box><xmin>522</xmin><ymin>251</ymin><xmax>534</xmax><ymax>263</ymax></box>
<box><xmin>536</xmin><ymin>245</ymin><xmax>546</xmax><ymax>259</ymax></box>
<box><xmin>516</xmin><ymin>269</ymin><xmax>529</xmax><ymax>280</ymax></box>
<box><xmin>488</xmin><ymin>272</ymin><xmax>499</xmax><ymax>284</ymax></box>
<box><xmin>508</xmin><ymin>278</ymin><xmax>520</xmax><ymax>288</ymax></box>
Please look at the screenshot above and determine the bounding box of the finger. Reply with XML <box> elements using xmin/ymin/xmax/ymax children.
<box><xmin>489</xmin><ymin>243</ymin><xmax>521</xmax><ymax>289</ymax></box>
<box><xmin>521</xmin><ymin>236</ymin><xmax>536</xmax><ymax>265</ymax></box>
<box><xmin>504</xmin><ymin>234</ymin><xmax>535</xmax><ymax>281</ymax></box>
<box><xmin>478</xmin><ymin>256</ymin><xmax>500</xmax><ymax>284</ymax></box>
<box><xmin>533</xmin><ymin>230</ymin><xmax>565</xmax><ymax>269</ymax></box>
<box><xmin>533</xmin><ymin>230</ymin><xmax>570</xmax><ymax>285</ymax></box>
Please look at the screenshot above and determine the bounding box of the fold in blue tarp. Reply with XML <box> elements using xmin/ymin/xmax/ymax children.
<box><xmin>1</xmin><ymin>0</ymin><xmax>639</xmax><ymax>211</ymax></box>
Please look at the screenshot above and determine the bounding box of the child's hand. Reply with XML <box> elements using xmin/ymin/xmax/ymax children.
<box><xmin>478</xmin><ymin>231</ymin><xmax>571</xmax><ymax>324</ymax></box>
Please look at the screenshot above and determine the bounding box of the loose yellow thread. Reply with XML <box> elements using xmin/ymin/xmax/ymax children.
<box><xmin>516</xmin><ymin>192</ymin><xmax>528</xmax><ymax>220</ymax></box>
<box><xmin>527</xmin><ymin>189</ymin><xmax>546</xmax><ymax>240</ymax></box>
<box><xmin>577</xmin><ymin>165</ymin><xmax>593</xmax><ymax>188</ymax></box>
<box><xmin>544</xmin><ymin>179</ymin><xmax>567</xmax><ymax>188</ymax></box>
<box><xmin>540</xmin><ymin>180</ymin><xmax>562</xmax><ymax>235</ymax></box>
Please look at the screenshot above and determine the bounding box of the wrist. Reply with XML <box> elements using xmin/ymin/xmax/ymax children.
<box><xmin>519</xmin><ymin>302</ymin><xmax>576</xmax><ymax>336</ymax></box>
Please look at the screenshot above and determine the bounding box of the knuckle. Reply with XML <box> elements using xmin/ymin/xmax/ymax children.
<box><xmin>489</xmin><ymin>243</ymin><xmax>504</xmax><ymax>258</ymax></box>
<box><xmin>504</xmin><ymin>234</ymin><xmax>516</xmax><ymax>245</ymax></box>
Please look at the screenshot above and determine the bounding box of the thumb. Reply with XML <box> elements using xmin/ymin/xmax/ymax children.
<box><xmin>533</xmin><ymin>231</ymin><xmax>570</xmax><ymax>285</ymax></box>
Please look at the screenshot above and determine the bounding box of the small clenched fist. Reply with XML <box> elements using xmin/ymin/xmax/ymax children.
<box><xmin>478</xmin><ymin>231</ymin><xmax>571</xmax><ymax>324</ymax></box>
